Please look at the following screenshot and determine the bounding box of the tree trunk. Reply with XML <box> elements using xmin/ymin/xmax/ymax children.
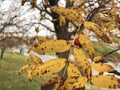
<box><xmin>0</xmin><ymin>47</ymin><xmax>5</xmax><ymax>59</ymax></box>
<box><xmin>49</xmin><ymin>0</ymin><xmax>73</xmax><ymax>59</ymax></box>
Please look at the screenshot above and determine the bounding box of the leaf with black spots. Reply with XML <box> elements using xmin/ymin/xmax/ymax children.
<box><xmin>79</xmin><ymin>32</ymin><xmax>95</xmax><ymax>59</ymax></box>
<box><xmin>73</xmin><ymin>47</ymin><xmax>91</xmax><ymax>79</ymax></box>
<box><xmin>91</xmin><ymin>75</ymin><xmax>120</xmax><ymax>89</ymax></box>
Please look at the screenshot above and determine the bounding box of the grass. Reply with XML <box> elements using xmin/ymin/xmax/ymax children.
<box><xmin>0</xmin><ymin>51</ymin><xmax>44</xmax><ymax>90</ymax></box>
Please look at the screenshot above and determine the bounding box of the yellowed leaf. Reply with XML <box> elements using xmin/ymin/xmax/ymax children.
<box><xmin>19</xmin><ymin>64</ymin><xmax>28</xmax><ymax>75</ymax></box>
<box><xmin>91</xmin><ymin>75</ymin><xmax>120</xmax><ymax>89</ymax></box>
<box><xmin>59</xmin><ymin>76</ymin><xmax>87</xmax><ymax>89</ymax></box>
<box><xmin>41</xmin><ymin>76</ymin><xmax>62</xmax><ymax>90</ymax></box>
<box><xmin>79</xmin><ymin>32</ymin><xmax>95</xmax><ymax>59</ymax></box>
<box><xmin>93</xmin><ymin>55</ymin><xmax>103</xmax><ymax>62</ymax></box>
<box><xmin>51</xmin><ymin>6</ymin><xmax>83</xmax><ymax>24</ymax></box>
<box><xmin>35</xmin><ymin>27</ymin><xmax>39</xmax><ymax>33</ymax></box>
<box><xmin>21</xmin><ymin>0</ymin><xmax>26</xmax><ymax>5</ymax></box>
<box><xmin>59</xmin><ymin>15</ymin><xmax>66</xmax><ymax>27</ymax></box>
<box><xmin>31</xmin><ymin>58</ymin><xmax>66</xmax><ymax>78</ymax></box>
<box><xmin>92</xmin><ymin>63</ymin><xmax>114</xmax><ymax>72</ymax></box>
<box><xmin>73</xmin><ymin>47</ymin><xmax>91</xmax><ymax>79</ymax></box>
<box><xmin>31</xmin><ymin>0</ymin><xmax>37</xmax><ymax>8</ymax></box>
<box><xmin>67</xmin><ymin>62</ymin><xmax>81</xmax><ymax>77</ymax></box>
<box><xmin>27</xmin><ymin>69</ymin><xmax>33</xmax><ymax>81</ymax></box>
<box><xmin>29</xmin><ymin>54</ymin><xmax>43</xmax><ymax>64</ymax></box>
<box><xmin>31</xmin><ymin>40</ymin><xmax>71</xmax><ymax>54</ymax></box>
<box><xmin>84</xmin><ymin>21</ymin><xmax>112</xmax><ymax>44</ymax></box>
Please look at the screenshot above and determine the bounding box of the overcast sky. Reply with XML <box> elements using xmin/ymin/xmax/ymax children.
<box><xmin>0</xmin><ymin>0</ymin><xmax>55</xmax><ymax>37</ymax></box>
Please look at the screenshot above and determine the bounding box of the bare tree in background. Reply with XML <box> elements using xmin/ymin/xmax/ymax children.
<box><xmin>0</xmin><ymin>0</ymin><xmax>41</xmax><ymax>58</ymax></box>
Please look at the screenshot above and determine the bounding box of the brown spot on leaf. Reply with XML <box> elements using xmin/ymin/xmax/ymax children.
<box><xmin>111</xmin><ymin>78</ymin><xmax>114</xmax><ymax>80</ymax></box>
<box><xmin>37</xmin><ymin>72</ymin><xmax>39</xmax><ymax>76</ymax></box>
<box><xmin>51</xmin><ymin>48</ymin><xmax>53</xmax><ymax>50</ymax></box>
<box><xmin>34</xmin><ymin>44</ymin><xmax>38</xmax><ymax>47</ymax></box>
<box><xmin>69</xmin><ymin>82</ymin><xmax>73</xmax><ymax>84</ymax></box>
<box><xmin>109</xmin><ymin>85</ymin><xmax>112</xmax><ymax>88</ymax></box>
<box><xmin>41</xmin><ymin>48</ymin><xmax>44</xmax><ymax>50</ymax></box>
<box><xmin>113</xmin><ymin>84</ymin><xmax>116</xmax><ymax>88</ymax></box>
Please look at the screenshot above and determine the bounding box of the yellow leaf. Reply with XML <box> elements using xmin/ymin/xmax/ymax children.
<box><xmin>91</xmin><ymin>75</ymin><xmax>120</xmax><ymax>89</ymax></box>
<box><xmin>35</xmin><ymin>36</ymin><xmax>48</xmax><ymax>42</ymax></box>
<box><xmin>67</xmin><ymin>62</ymin><xmax>81</xmax><ymax>77</ymax></box>
<box><xmin>104</xmin><ymin>21</ymin><xmax>116</xmax><ymax>32</ymax></box>
<box><xmin>35</xmin><ymin>27</ymin><xmax>39</xmax><ymax>33</ymax></box>
<box><xmin>59</xmin><ymin>15</ymin><xmax>66</xmax><ymax>27</ymax></box>
<box><xmin>31</xmin><ymin>0</ymin><xmax>37</xmax><ymax>8</ymax></box>
<box><xmin>51</xmin><ymin>6</ymin><xmax>83</xmax><ymax>24</ymax></box>
<box><xmin>21</xmin><ymin>0</ymin><xmax>26</xmax><ymax>5</ymax></box>
<box><xmin>19</xmin><ymin>64</ymin><xmax>28</xmax><ymax>75</ymax></box>
<box><xmin>84</xmin><ymin>21</ymin><xmax>112</xmax><ymax>44</ymax></box>
<box><xmin>59</xmin><ymin>76</ymin><xmax>87</xmax><ymax>89</ymax></box>
<box><xmin>40</xmin><ymin>13</ymin><xmax>46</xmax><ymax>20</ymax></box>
<box><xmin>79</xmin><ymin>32</ymin><xmax>95</xmax><ymax>59</ymax></box>
<box><xmin>25</xmin><ymin>57</ymin><xmax>29</xmax><ymax>64</ymax></box>
<box><xmin>76</xmin><ymin>8</ymin><xmax>86</xmax><ymax>16</ymax></box>
<box><xmin>27</xmin><ymin>69</ymin><xmax>33</xmax><ymax>81</ymax></box>
<box><xmin>32</xmin><ymin>58</ymin><xmax>66</xmax><ymax>78</ymax></box>
<box><xmin>41</xmin><ymin>76</ymin><xmax>62</xmax><ymax>90</ymax></box>
<box><xmin>93</xmin><ymin>55</ymin><xmax>103</xmax><ymax>62</ymax></box>
<box><xmin>92</xmin><ymin>63</ymin><xmax>114</xmax><ymax>72</ymax></box>
<box><xmin>29</xmin><ymin>54</ymin><xmax>43</xmax><ymax>64</ymax></box>
<box><xmin>31</xmin><ymin>40</ymin><xmax>71</xmax><ymax>54</ymax></box>
<box><xmin>73</xmin><ymin>47</ymin><xmax>91</xmax><ymax>79</ymax></box>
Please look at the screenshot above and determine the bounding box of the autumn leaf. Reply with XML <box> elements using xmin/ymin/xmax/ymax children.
<box><xmin>19</xmin><ymin>64</ymin><xmax>28</xmax><ymax>75</ymax></box>
<box><xmin>21</xmin><ymin>0</ymin><xmax>26</xmax><ymax>5</ymax></box>
<box><xmin>67</xmin><ymin>62</ymin><xmax>81</xmax><ymax>77</ymax></box>
<box><xmin>41</xmin><ymin>76</ymin><xmax>63</xmax><ymax>90</ymax></box>
<box><xmin>84</xmin><ymin>21</ymin><xmax>112</xmax><ymax>44</ymax></box>
<box><xmin>73</xmin><ymin>47</ymin><xmax>91</xmax><ymax>79</ymax></box>
<box><xmin>31</xmin><ymin>0</ymin><xmax>37</xmax><ymax>8</ymax></box>
<box><xmin>93</xmin><ymin>55</ymin><xmax>103</xmax><ymax>62</ymax></box>
<box><xmin>29</xmin><ymin>54</ymin><xmax>43</xmax><ymax>64</ymax></box>
<box><xmin>59</xmin><ymin>76</ymin><xmax>87</xmax><ymax>89</ymax></box>
<box><xmin>31</xmin><ymin>58</ymin><xmax>66</xmax><ymax>78</ymax></box>
<box><xmin>91</xmin><ymin>75</ymin><xmax>120</xmax><ymax>89</ymax></box>
<box><xmin>59</xmin><ymin>15</ymin><xmax>66</xmax><ymax>27</ymax></box>
<box><xmin>35</xmin><ymin>36</ymin><xmax>48</xmax><ymax>43</ymax></box>
<box><xmin>35</xmin><ymin>27</ymin><xmax>39</xmax><ymax>33</ymax></box>
<box><xmin>79</xmin><ymin>32</ymin><xmax>95</xmax><ymax>59</ymax></box>
<box><xmin>31</xmin><ymin>40</ymin><xmax>71</xmax><ymax>54</ymax></box>
<box><xmin>51</xmin><ymin>6</ymin><xmax>83</xmax><ymax>24</ymax></box>
<box><xmin>91</xmin><ymin>63</ymin><xmax>114</xmax><ymax>72</ymax></box>
<box><xmin>27</xmin><ymin>69</ymin><xmax>33</xmax><ymax>81</ymax></box>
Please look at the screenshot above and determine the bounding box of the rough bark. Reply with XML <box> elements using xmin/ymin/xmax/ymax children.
<box><xmin>0</xmin><ymin>47</ymin><xmax>5</xmax><ymax>59</ymax></box>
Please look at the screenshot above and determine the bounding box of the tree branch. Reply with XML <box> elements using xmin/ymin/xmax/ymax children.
<box><xmin>36</xmin><ymin>5</ymin><xmax>52</xmax><ymax>16</ymax></box>
<box><xmin>33</xmin><ymin>22</ymin><xmax>55</xmax><ymax>32</ymax></box>
<box><xmin>40</xmin><ymin>22</ymin><xmax>55</xmax><ymax>32</ymax></box>
<box><xmin>78</xmin><ymin>0</ymin><xmax>112</xmax><ymax>32</ymax></box>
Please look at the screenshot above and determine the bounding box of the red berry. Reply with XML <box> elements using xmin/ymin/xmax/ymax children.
<box><xmin>74</xmin><ymin>39</ymin><xmax>80</xmax><ymax>45</ymax></box>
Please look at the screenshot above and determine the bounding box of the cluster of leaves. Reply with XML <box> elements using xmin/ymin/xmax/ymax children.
<box><xmin>19</xmin><ymin>34</ymin><xmax>120</xmax><ymax>89</ymax></box>
<box><xmin>19</xmin><ymin>0</ymin><xmax>120</xmax><ymax>89</ymax></box>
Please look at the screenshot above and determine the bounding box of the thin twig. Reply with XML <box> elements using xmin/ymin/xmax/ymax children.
<box><xmin>104</xmin><ymin>48</ymin><xmax>120</xmax><ymax>57</ymax></box>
